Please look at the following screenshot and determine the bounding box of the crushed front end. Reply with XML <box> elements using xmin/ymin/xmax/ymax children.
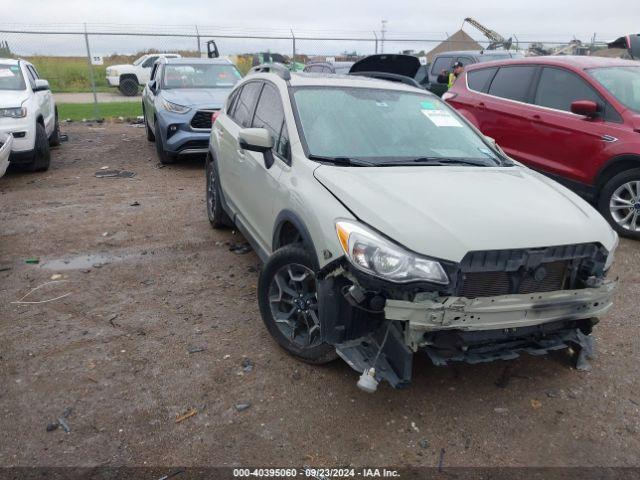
<box><xmin>317</xmin><ymin>242</ymin><xmax>616</xmax><ymax>390</ymax></box>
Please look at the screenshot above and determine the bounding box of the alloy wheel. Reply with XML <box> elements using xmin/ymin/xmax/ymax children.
<box><xmin>268</xmin><ymin>263</ymin><xmax>321</xmax><ymax>348</ymax></box>
<box><xmin>609</xmin><ymin>181</ymin><xmax>640</xmax><ymax>232</ymax></box>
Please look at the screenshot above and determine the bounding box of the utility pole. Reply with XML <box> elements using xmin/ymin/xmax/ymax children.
<box><xmin>380</xmin><ymin>20</ymin><xmax>387</xmax><ymax>54</ymax></box>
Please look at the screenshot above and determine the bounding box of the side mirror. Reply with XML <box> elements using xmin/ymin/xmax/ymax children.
<box><xmin>33</xmin><ymin>79</ymin><xmax>50</xmax><ymax>92</ymax></box>
<box><xmin>238</xmin><ymin>128</ymin><xmax>275</xmax><ymax>169</ymax></box>
<box><xmin>571</xmin><ymin>100</ymin><xmax>599</xmax><ymax>118</ymax></box>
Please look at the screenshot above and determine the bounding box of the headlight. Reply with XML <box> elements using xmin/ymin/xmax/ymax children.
<box><xmin>604</xmin><ymin>232</ymin><xmax>619</xmax><ymax>271</ymax></box>
<box><xmin>0</xmin><ymin>107</ymin><xmax>27</xmax><ymax>118</ymax></box>
<box><xmin>335</xmin><ymin>220</ymin><xmax>448</xmax><ymax>284</ymax></box>
<box><xmin>161</xmin><ymin>98</ymin><xmax>191</xmax><ymax>114</ymax></box>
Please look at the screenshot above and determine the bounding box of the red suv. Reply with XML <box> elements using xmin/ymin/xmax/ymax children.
<box><xmin>444</xmin><ymin>56</ymin><xmax>640</xmax><ymax>239</ymax></box>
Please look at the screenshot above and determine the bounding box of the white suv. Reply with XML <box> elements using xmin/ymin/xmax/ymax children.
<box><xmin>0</xmin><ymin>58</ymin><xmax>60</xmax><ymax>172</ymax></box>
<box><xmin>206</xmin><ymin>64</ymin><xmax>618</xmax><ymax>391</ymax></box>
<box><xmin>106</xmin><ymin>53</ymin><xmax>181</xmax><ymax>96</ymax></box>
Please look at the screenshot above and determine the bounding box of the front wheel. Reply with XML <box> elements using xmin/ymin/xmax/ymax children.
<box><xmin>143</xmin><ymin>105</ymin><xmax>155</xmax><ymax>142</ymax></box>
<box><xmin>118</xmin><ymin>77</ymin><xmax>139</xmax><ymax>96</ymax></box>
<box><xmin>206</xmin><ymin>153</ymin><xmax>231</xmax><ymax>228</ymax></box>
<box><xmin>154</xmin><ymin>122</ymin><xmax>175</xmax><ymax>164</ymax></box>
<box><xmin>258</xmin><ymin>246</ymin><xmax>337</xmax><ymax>364</ymax></box>
<box><xmin>26</xmin><ymin>123</ymin><xmax>51</xmax><ymax>172</ymax></box>
<box><xmin>598</xmin><ymin>168</ymin><xmax>640</xmax><ymax>239</ymax></box>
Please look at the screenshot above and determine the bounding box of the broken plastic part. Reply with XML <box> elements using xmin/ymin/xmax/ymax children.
<box><xmin>357</xmin><ymin>368</ymin><xmax>379</xmax><ymax>393</ymax></box>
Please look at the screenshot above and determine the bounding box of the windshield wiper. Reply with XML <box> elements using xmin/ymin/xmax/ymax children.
<box><xmin>308</xmin><ymin>154</ymin><xmax>376</xmax><ymax>167</ymax></box>
<box><xmin>409</xmin><ymin>157</ymin><xmax>494</xmax><ymax>167</ymax></box>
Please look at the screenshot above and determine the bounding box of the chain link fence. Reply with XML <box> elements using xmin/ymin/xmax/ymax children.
<box><xmin>0</xmin><ymin>23</ymin><xmax>612</xmax><ymax>119</ymax></box>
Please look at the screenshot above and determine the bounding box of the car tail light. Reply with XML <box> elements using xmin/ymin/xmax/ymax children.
<box><xmin>211</xmin><ymin>110</ymin><xmax>221</xmax><ymax>124</ymax></box>
<box><xmin>442</xmin><ymin>92</ymin><xmax>457</xmax><ymax>101</ymax></box>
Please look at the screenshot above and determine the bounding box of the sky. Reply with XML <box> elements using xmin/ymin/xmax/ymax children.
<box><xmin>0</xmin><ymin>0</ymin><xmax>638</xmax><ymax>56</ymax></box>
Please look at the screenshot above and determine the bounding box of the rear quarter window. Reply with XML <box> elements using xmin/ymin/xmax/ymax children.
<box><xmin>466</xmin><ymin>67</ymin><xmax>498</xmax><ymax>93</ymax></box>
<box><xmin>487</xmin><ymin>66</ymin><xmax>537</xmax><ymax>102</ymax></box>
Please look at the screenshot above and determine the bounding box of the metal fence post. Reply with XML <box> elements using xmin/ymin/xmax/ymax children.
<box><xmin>195</xmin><ymin>25</ymin><xmax>201</xmax><ymax>56</ymax></box>
<box><xmin>291</xmin><ymin>29</ymin><xmax>296</xmax><ymax>67</ymax></box>
<box><xmin>373</xmin><ymin>31</ymin><xmax>378</xmax><ymax>54</ymax></box>
<box><xmin>83</xmin><ymin>23</ymin><xmax>99</xmax><ymax>119</ymax></box>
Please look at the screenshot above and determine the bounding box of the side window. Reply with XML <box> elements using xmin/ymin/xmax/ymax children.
<box><xmin>24</xmin><ymin>66</ymin><xmax>37</xmax><ymax>88</ymax></box>
<box><xmin>226</xmin><ymin>87</ymin><xmax>242</xmax><ymax>116</ymax></box>
<box><xmin>232</xmin><ymin>82</ymin><xmax>262</xmax><ymax>127</ymax></box>
<box><xmin>27</xmin><ymin>65</ymin><xmax>40</xmax><ymax>79</ymax></box>
<box><xmin>252</xmin><ymin>83</ymin><xmax>289</xmax><ymax>160</ymax></box>
<box><xmin>431</xmin><ymin>56</ymin><xmax>453</xmax><ymax>75</ymax></box>
<box><xmin>488</xmin><ymin>66</ymin><xmax>537</xmax><ymax>102</ymax></box>
<box><xmin>149</xmin><ymin>64</ymin><xmax>158</xmax><ymax>81</ymax></box>
<box><xmin>142</xmin><ymin>56</ymin><xmax>158</xmax><ymax>68</ymax></box>
<box><xmin>455</xmin><ymin>56</ymin><xmax>474</xmax><ymax>67</ymax></box>
<box><xmin>534</xmin><ymin>67</ymin><xmax>602</xmax><ymax>112</ymax></box>
<box><xmin>467</xmin><ymin>67</ymin><xmax>497</xmax><ymax>93</ymax></box>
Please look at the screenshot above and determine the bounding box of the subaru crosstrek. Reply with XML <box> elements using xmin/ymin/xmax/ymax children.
<box><xmin>205</xmin><ymin>64</ymin><xmax>618</xmax><ymax>391</ymax></box>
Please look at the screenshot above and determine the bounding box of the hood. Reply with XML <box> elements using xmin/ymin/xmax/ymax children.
<box><xmin>314</xmin><ymin>165</ymin><xmax>617</xmax><ymax>263</ymax></box>
<box><xmin>349</xmin><ymin>54</ymin><xmax>421</xmax><ymax>78</ymax></box>
<box><xmin>107</xmin><ymin>64</ymin><xmax>134</xmax><ymax>72</ymax></box>
<box><xmin>161</xmin><ymin>88</ymin><xmax>232</xmax><ymax>108</ymax></box>
<box><xmin>0</xmin><ymin>90</ymin><xmax>29</xmax><ymax>107</ymax></box>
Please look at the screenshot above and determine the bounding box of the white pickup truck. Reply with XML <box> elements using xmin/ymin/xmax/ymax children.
<box><xmin>106</xmin><ymin>53</ymin><xmax>181</xmax><ymax>96</ymax></box>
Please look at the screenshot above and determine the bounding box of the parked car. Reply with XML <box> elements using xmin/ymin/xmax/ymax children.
<box><xmin>0</xmin><ymin>58</ymin><xmax>60</xmax><ymax>172</ymax></box>
<box><xmin>142</xmin><ymin>57</ymin><xmax>242</xmax><ymax>164</ymax></box>
<box><xmin>428</xmin><ymin>50</ymin><xmax>523</xmax><ymax>96</ymax></box>
<box><xmin>444</xmin><ymin>56</ymin><xmax>640</xmax><ymax>238</ymax></box>
<box><xmin>303</xmin><ymin>61</ymin><xmax>355</xmax><ymax>74</ymax></box>
<box><xmin>0</xmin><ymin>132</ymin><xmax>12</xmax><ymax>177</ymax></box>
<box><xmin>348</xmin><ymin>54</ymin><xmax>426</xmax><ymax>88</ymax></box>
<box><xmin>106</xmin><ymin>53</ymin><xmax>181</xmax><ymax>96</ymax></box>
<box><xmin>205</xmin><ymin>64</ymin><xmax>618</xmax><ymax>391</ymax></box>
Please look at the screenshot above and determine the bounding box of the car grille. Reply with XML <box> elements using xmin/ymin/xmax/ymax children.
<box><xmin>460</xmin><ymin>260</ymin><xmax>570</xmax><ymax>299</ymax></box>
<box><xmin>179</xmin><ymin>139</ymin><xmax>209</xmax><ymax>150</ymax></box>
<box><xmin>190</xmin><ymin>110</ymin><xmax>217</xmax><ymax>130</ymax></box>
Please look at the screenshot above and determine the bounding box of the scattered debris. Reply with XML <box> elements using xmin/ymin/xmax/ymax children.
<box><xmin>187</xmin><ymin>345</ymin><xmax>205</xmax><ymax>354</ymax></box>
<box><xmin>291</xmin><ymin>370</ymin><xmax>301</xmax><ymax>381</ymax></box>
<box><xmin>241</xmin><ymin>358</ymin><xmax>254</xmax><ymax>373</ymax></box>
<box><xmin>494</xmin><ymin>407</ymin><xmax>509</xmax><ymax>414</ymax></box>
<box><xmin>46</xmin><ymin>422</ymin><xmax>59</xmax><ymax>432</ymax></box>
<box><xmin>223</xmin><ymin>354</ymin><xmax>231</xmax><ymax>359</ymax></box>
<box><xmin>0</xmin><ymin>266</ymin><xmax>11</xmax><ymax>272</ymax></box>
<box><xmin>157</xmin><ymin>469</ymin><xmax>185</xmax><ymax>480</ymax></box>
<box><xmin>130</xmin><ymin>201</ymin><xmax>140</xmax><ymax>207</ymax></box>
<box><xmin>108</xmin><ymin>314</ymin><xmax>119</xmax><ymax>328</ymax></box>
<box><xmin>418</xmin><ymin>439</ymin><xmax>429</xmax><ymax>449</ymax></box>
<box><xmin>95</xmin><ymin>169</ymin><xmax>136</xmax><ymax>179</ymax></box>
<box><xmin>11</xmin><ymin>280</ymin><xmax>72</xmax><ymax>305</ymax></box>
<box><xmin>531</xmin><ymin>399</ymin><xmax>543</xmax><ymax>409</ymax></box>
<box><xmin>140</xmin><ymin>279</ymin><xmax>155</xmax><ymax>286</ymax></box>
<box><xmin>59</xmin><ymin>133</ymin><xmax>69</xmax><ymax>142</ymax></box>
<box><xmin>545</xmin><ymin>389</ymin><xmax>561</xmax><ymax>398</ymax></box>
<box><xmin>234</xmin><ymin>402</ymin><xmax>251</xmax><ymax>412</ymax></box>
<box><xmin>437</xmin><ymin>448</ymin><xmax>446</xmax><ymax>472</ymax></box>
<box><xmin>175</xmin><ymin>408</ymin><xmax>198</xmax><ymax>423</ymax></box>
<box><xmin>57</xmin><ymin>417</ymin><xmax>71</xmax><ymax>433</ymax></box>
<box><xmin>50</xmin><ymin>273</ymin><xmax>63</xmax><ymax>280</ymax></box>
<box><xmin>25</xmin><ymin>258</ymin><xmax>39</xmax><ymax>264</ymax></box>
<box><xmin>630</xmin><ymin>399</ymin><xmax>639</xmax><ymax>406</ymax></box>
<box><xmin>155</xmin><ymin>163</ymin><xmax>166</xmax><ymax>169</ymax></box>
<box><xmin>410</xmin><ymin>421</ymin><xmax>419</xmax><ymax>433</ymax></box>
<box><xmin>229</xmin><ymin>242</ymin><xmax>252</xmax><ymax>255</ymax></box>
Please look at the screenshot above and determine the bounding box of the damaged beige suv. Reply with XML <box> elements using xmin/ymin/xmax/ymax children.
<box><xmin>206</xmin><ymin>64</ymin><xmax>618</xmax><ymax>392</ymax></box>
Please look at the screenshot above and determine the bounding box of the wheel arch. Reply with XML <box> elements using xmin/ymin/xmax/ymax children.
<box><xmin>272</xmin><ymin>210</ymin><xmax>319</xmax><ymax>268</ymax></box>
<box><xmin>595</xmin><ymin>154</ymin><xmax>640</xmax><ymax>195</ymax></box>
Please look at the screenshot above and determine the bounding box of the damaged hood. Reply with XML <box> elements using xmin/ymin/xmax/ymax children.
<box><xmin>349</xmin><ymin>54</ymin><xmax>422</xmax><ymax>78</ymax></box>
<box><xmin>314</xmin><ymin>165</ymin><xmax>617</xmax><ymax>263</ymax></box>
<box><xmin>161</xmin><ymin>88</ymin><xmax>232</xmax><ymax>108</ymax></box>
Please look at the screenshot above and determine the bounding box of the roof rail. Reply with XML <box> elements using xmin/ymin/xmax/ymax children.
<box><xmin>248</xmin><ymin>62</ymin><xmax>291</xmax><ymax>81</ymax></box>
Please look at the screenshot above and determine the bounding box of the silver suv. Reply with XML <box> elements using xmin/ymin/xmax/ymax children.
<box><xmin>206</xmin><ymin>64</ymin><xmax>618</xmax><ymax>392</ymax></box>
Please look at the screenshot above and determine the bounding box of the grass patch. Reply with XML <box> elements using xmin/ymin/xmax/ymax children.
<box><xmin>58</xmin><ymin>102</ymin><xmax>142</xmax><ymax>121</ymax></box>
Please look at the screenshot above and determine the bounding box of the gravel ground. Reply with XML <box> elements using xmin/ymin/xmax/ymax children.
<box><xmin>0</xmin><ymin>123</ymin><xmax>639</xmax><ymax>469</ymax></box>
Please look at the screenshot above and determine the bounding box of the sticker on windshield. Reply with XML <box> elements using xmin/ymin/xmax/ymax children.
<box><xmin>0</xmin><ymin>68</ymin><xmax>16</xmax><ymax>77</ymax></box>
<box><xmin>376</xmin><ymin>101</ymin><xmax>388</xmax><ymax>107</ymax></box>
<box><xmin>420</xmin><ymin>101</ymin><xmax>436</xmax><ymax>110</ymax></box>
<box><xmin>421</xmin><ymin>109</ymin><xmax>463</xmax><ymax>127</ymax></box>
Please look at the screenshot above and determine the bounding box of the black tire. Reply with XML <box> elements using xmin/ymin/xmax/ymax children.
<box><xmin>258</xmin><ymin>245</ymin><xmax>337</xmax><ymax>364</ymax></box>
<box><xmin>206</xmin><ymin>153</ymin><xmax>232</xmax><ymax>228</ymax></box>
<box><xmin>48</xmin><ymin>109</ymin><xmax>61</xmax><ymax>147</ymax></box>
<box><xmin>154</xmin><ymin>121</ymin><xmax>175</xmax><ymax>164</ymax></box>
<box><xmin>26</xmin><ymin>123</ymin><xmax>51</xmax><ymax>172</ymax></box>
<box><xmin>143</xmin><ymin>105</ymin><xmax>155</xmax><ymax>142</ymax></box>
<box><xmin>597</xmin><ymin>168</ymin><xmax>640</xmax><ymax>239</ymax></box>
<box><xmin>118</xmin><ymin>77</ymin><xmax>139</xmax><ymax>96</ymax></box>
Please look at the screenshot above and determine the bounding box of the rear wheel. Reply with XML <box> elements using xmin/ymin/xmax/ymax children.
<box><xmin>258</xmin><ymin>246</ymin><xmax>336</xmax><ymax>364</ymax></box>
<box><xmin>118</xmin><ymin>77</ymin><xmax>139</xmax><ymax>96</ymax></box>
<box><xmin>598</xmin><ymin>168</ymin><xmax>640</xmax><ymax>239</ymax></box>
<box><xmin>26</xmin><ymin>123</ymin><xmax>50</xmax><ymax>172</ymax></box>
<box><xmin>154</xmin><ymin>121</ymin><xmax>175</xmax><ymax>164</ymax></box>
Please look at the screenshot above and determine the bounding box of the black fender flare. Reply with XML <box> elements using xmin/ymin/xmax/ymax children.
<box><xmin>272</xmin><ymin>209</ymin><xmax>319</xmax><ymax>269</ymax></box>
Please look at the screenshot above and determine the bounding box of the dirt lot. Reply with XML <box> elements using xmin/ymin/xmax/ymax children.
<box><xmin>1</xmin><ymin>123</ymin><xmax>639</xmax><ymax>469</ymax></box>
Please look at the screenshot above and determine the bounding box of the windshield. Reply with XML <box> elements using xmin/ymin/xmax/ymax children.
<box><xmin>0</xmin><ymin>64</ymin><xmax>26</xmax><ymax>91</ymax></box>
<box><xmin>163</xmin><ymin>64</ymin><xmax>241</xmax><ymax>89</ymax></box>
<box><xmin>292</xmin><ymin>86</ymin><xmax>504</xmax><ymax>166</ymax></box>
<box><xmin>588</xmin><ymin>66</ymin><xmax>640</xmax><ymax>113</ymax></box>
<box><xmin>133</xmin><ymin>56</ymin><xmax>145</xmax><ymax>66</ymax></box>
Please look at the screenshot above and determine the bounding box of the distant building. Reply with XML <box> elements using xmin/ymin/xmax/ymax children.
<box><xmin>426</xmin><ymin>30</ymin><xmax>482</xmax><ymax>62</ymax></box>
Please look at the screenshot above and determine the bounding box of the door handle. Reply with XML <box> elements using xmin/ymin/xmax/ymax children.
<box><xmin>236</xmin><ymin>149</ymin><xmax>246</xmax><ymax>161</ymax></box>
<box><xmin>477</xmin><ymin>102</ymin><xmax>486</xmax><ymax>109</ymax></box>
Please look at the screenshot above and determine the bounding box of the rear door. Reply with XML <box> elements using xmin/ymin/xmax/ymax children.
<box><xmin>526</xmin><ymin>66</ymin><xmax>619</xmax><ymax>184</ymax></box>
<box><xmin>478</xmin><ymin>65</ymin><xmax>538</xmax><ymax>162</ymax></box>
<box><xmin>214</xmin><ymin>81</ymin><xmax>262</xmax><ymax>217</ymax></box>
